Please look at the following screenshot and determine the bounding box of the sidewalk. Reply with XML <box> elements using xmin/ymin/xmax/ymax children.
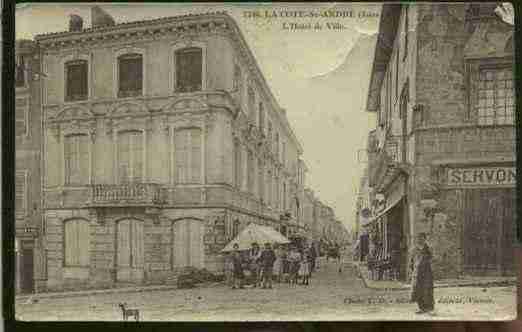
<box><xmin>349</xmin><ymin>261</ymin><xmax>517</xmax><ymax>291</ymax></box>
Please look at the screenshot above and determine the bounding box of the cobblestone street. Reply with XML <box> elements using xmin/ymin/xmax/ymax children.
<box><xmin>16</xmin><ymin>258</ymin><xmax>517</xmax><ymax>321</ymax></box>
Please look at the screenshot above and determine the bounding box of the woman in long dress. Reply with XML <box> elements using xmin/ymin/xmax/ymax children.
<box><xmin>410</xmin><ymin>233</ymin><xmax>435</xmax><ymax>314</ymax></box>
<box><xmin>273</xmin><ymin>244</ymin><xmax>284</xmax><ymax>283</ymax></box>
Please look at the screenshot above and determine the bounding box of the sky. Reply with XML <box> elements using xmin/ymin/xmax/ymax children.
<box><xmin>16</xmin><ymin>3</ymin><xmax>380</xmax><ymax>231</ymax></box>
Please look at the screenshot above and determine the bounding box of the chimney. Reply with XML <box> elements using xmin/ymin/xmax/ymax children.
<box><xmin>91</xmin><ymin>5</ymin><xmax>116</xmax><ymax>28</ymax></box>
<box><xmin>69</xmin><ymin>14</ymin><xmax>84</xmax><ymax>32</ymax></box>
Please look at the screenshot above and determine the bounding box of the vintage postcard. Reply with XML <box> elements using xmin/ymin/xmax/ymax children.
<box><xmin>13</xmin><ymin>2</ymin><xmax>517</xmax><ymax>321</ymax></box>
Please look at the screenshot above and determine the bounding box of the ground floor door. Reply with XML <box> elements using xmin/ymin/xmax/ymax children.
<box><xmin>116</xmin><ymin>219</ymin><xmax>145</xmax><ymax>282</ymax></box>
<box><xmin>172</xmin><ymin>219</ymin><xmax>205</xmax><ymax>269</ymax></box>
<box><xmin>387</xmin><ymin>200</ymin><xmax>407</xmax><ymax>281</ymax></box>
<box><xmin>462</xmin><ymin>188</ymin><xmax>516</xmax><ymax>276</ymax></box>
<box><xmin>20</xmin><ymin>248</ymin><xmax>34</xmax><ymax>293</ymax></box>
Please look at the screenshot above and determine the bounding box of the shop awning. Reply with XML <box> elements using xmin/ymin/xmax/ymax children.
<box><xmin>221</xmin><ymin>223</ymin><xmax>290</xmax><ymax>252</ymax></box>
<box><xmin>370</xmin><ymin>195</ymin><xmax>404</xmax><ymax>223</ymax></box>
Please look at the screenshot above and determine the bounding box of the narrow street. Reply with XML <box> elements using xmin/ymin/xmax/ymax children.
<box><xmin>16</xmin><ymin>257</ymin><xmax>516</xmax><ymax>321</ymax></box>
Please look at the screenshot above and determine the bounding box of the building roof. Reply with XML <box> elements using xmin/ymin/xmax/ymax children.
<box><xmin>365</xmin><ymin>4</ymin><xmax>402</xmax><ymax>113</ymax></box>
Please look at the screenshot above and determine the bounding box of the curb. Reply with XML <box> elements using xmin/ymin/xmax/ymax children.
<box><xmin>350</xmin><ymin>262</ymin><xmax>517</xmax><ymax>291</ymax></box>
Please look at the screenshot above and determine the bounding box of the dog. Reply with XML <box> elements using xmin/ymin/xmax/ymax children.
<box><xmin>118</xmin><ymin>302</ymin><xmax>140</xmax><ymax>321</ymax></box>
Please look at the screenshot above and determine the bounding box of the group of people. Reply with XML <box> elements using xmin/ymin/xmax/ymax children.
<box><xmin>227</xmin><ymin>241</ymin><xmax>318</xmax><ymax>289</ymax></box>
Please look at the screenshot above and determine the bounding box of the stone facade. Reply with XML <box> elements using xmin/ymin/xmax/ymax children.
<box><xmin>15</xmin><ymin>40</ymin><xmax>45</xmax><ymax>294</ymax></box>
<box><xmin>364</xmin><ymin>3</ymin><xmax>516</xmax><ymax>280</ymax></box>
<box><xmin>29</xmin><ymin>10</ymin><xmax>333</xmax><ymax>291</ymax></box>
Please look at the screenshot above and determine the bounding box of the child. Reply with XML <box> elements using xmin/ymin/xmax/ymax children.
<box><xmin>260</xmin><ymin>242</ymin><xmax>277</xmax><ymax>289</ymax></box>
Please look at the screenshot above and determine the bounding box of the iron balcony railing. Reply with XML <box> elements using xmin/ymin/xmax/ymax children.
<box><xmin>89</xmin><ymin>183</ymin><xmax>166</xmax><ymax>207</ymax></box>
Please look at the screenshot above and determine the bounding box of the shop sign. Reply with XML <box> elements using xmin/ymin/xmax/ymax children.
<box><xmin>447</xmin><ymin>167</ymin><xmax>516</xmax><ymax>187</ymax></box>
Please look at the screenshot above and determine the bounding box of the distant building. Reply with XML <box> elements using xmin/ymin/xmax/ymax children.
<box><xmin>365</xmin><ymin>3</ymin><xmax>515</xmax><ymax>280</ymax></box>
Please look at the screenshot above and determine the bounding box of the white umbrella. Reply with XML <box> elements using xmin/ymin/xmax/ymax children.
<box><xmin>221</xmin><ymin>223</ymin><xmax>290</xmax><ymax>252</ymax></box>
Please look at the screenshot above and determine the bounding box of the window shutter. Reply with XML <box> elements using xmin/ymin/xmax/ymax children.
<box><xmin>131</xmin><ymin>132</ymin><xmax>143</xmax><ymax>183</ymax></box>
<box><xmin>174</xmin><ymin>130</ymin><xmax>187</xmax><ymax>183</ymax></box>
<box><xmin>78</xmin><ymin>220</ymin><xmax>90</xmax><ymax>266</ymax></box>
<box><xmin>190</xmin><ymin>129</ymin><xmax>202</xmax><ymax>183</ymax></box>
<box><xmin>15</xmin><ymin>107</ymin><xmax>26</xmax><ymax>136</ymax></box>
<box><xmin>15</xmin><ymin>172</ymin><xmax>26</xmax><ymax>218</ymax></box>
<box><xmin>118</xmin><ymin>133</ymin><xmax>130</xmax><ymax>183</ymax></box>
<box><xmin>79</xmin><ymin>135</ymin><xmax>89</xmax><ymax>183</ymax></box>
<box><xmin>117</xmin><ymin>220</ymin><xmax>131</xmax><ymax>267</ymax></box>
<box><xmin>131</xmin><ymin>221</ymin><xmax>144</xmax><ymax>268</ymax></box>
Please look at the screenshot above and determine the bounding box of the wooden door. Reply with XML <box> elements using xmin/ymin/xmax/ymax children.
<box><xmin>116</xmin><ymin>219</ymin><xmax>144</xmax><ymax>282</ymax></box>
<box><xmin>462</xmin><ymin>188</ymin><xmax>515</xmax><ymax>275</ymax></box>
<box><xmin>20</xmin><ymin>249</ymin><xmax>34</xmax><ymax>293</ymax></box>
<box><xmin>172</xmin><ymin>219</ymin><xmax>204</xmax><ymax>269</ymax></box>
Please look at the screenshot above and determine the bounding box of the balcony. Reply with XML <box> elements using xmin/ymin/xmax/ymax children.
<box><xmin>368</xmin><ymin>136</ymin><xmax>406</xmax><ymax>189</ymax></box>
<box><xmin>88</xmin><ymin>183</ymin><xmax>166</xmax><ymax>208</ymax></box>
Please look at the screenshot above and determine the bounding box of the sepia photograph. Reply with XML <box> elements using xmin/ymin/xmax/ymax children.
<box><xmin>12</xmin><ymin>2</ymin><xmax>517</xmax><ymax>321</ymax></box>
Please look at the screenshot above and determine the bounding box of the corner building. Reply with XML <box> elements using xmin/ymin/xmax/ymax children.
<box><xmin>366</xmin><ymin>3</ymin><xmax>516</xmax><ymax>280</ymax></box>
<box><xmin>38</xmin><ymin>11</ymin><xmax>306</xmax><ymax>291</ymax></box>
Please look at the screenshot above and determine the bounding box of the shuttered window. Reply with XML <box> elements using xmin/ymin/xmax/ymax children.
<box><xmin>118</xmin><ymin>53</ymin><xmax>143</xmax><ymax>98</ymax></box>
<box><xmin>118</xmin><ymin>131</ymin><xmax>143</xmax><ymax>184</ymax></box>
<box><xmin>174</xmin><ymin>128</ymin><xmax>202</xmax><ymax>184</ymax></box>
<box><xmin>64</xmin><ymin>134</ymin><xmax>89</xmax><ymax>185</ymax></box>
<box><xmin>234</xmin><ymin>140</ymin><xmax>242</xmax><ymax>189</ymax></box>
<box><xmin>247</xmin><ymin>150</ymin><xmax>255</xmax><ymax>193</ymax></box>
<box><xmin>15</xmin><ymin>171</ymin><xmax>27</xmax><ymax>218</ymax></box>
<box><xmin>258</xmin><ymin>102</ymin><xmax>265</xmax><ymax>133</ymax></box>
<box><xmin>65</xmin><ymin>60</ymin><xmax>88</xmax><ymax>101</ymax></box>
<box><xmin>64</xmin><ymin>219</ymin><xmax>90</xmax><ymax>267</ymax></box>
<box><xmin>16</xmin><ymin>55</ymin><xmax>26</xmax><ymax>87</ymax></box>
<box><xmin>258</xmin><ymin>161</ymin><xmax>264</xmax><ymax>201</ymax></box>
<box><xmin>117</xmin><ymin>219</ymin><xmax>144</xmax><ymax>268</ymax></box>
<box><xmin>15</xmin><ymin>100</ymin><xmax>28</xmax><ymax>136</ymax></box>
<box><xmin>175</xmin><ymin>47</ymin><xmax>202</xmax><ymax>93</ymax></box>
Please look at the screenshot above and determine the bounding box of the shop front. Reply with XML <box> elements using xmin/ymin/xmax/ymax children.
<box><xmin>367</xmin><ymin>174</ymin><xmax>409</xmax><ymax>281</ymax></box>
<box><xmin>445</xmin><ymin>165</ymin><xmax>516</xmax><ymax>276</ymax></box>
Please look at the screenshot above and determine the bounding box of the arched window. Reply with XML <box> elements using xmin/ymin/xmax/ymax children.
<box><xmin>118</xmin><ymin>131</ymin><xmax>143</xmax><ymax>183</ymax></box>
<box><xmin>175</xmin><ymin>47</ymin><xmax>202</xmax><ymax>92</ymax></box>
<box><xmin>117</xmin><ymin>219</ymin><xmax>144</xmax><ymax>269</ymax></box>
<box><xmin>174</xmin><ymin>128</ymin><xmax>202</xmax><ymax>183</ymax></box>
<box><xmin>118</xmin><ymin>53</ymin><xmax>143</xmax><ymax>98</ymax></box>
<box><xmin>65</xmin><ymin>59</ymin><xmax>88</xmax><ymax>101</ymax></box>
<box><xmin>64</xmin><ymin>219</ymin><xmax>90</xmax><ymax>267</ymax></box>
<box><xmin>64</xmin><ymin>134</ymin><xmax>89</xmax><ymax>185</ymax></box>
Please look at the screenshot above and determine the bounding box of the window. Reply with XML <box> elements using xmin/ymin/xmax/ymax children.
<box><xmin>267</xmin><ymin>170</ymin><xmax>272</xmax><ymax>206</ymax></box>
<box><xmin>282</xmin><ymin>141</ymin><xmax>286</xmax><ymax>166</ymax></box>
<box><xmin>403</xmin><ymin>5</ymin><xmax>409</xmax><ymax>62</ymax></box>
<box><xmin>118</xmin><ymin>53</ymin><xmax>143</xmax><ymax>98</ymax></box>
<box><xmin>395</xmin><ymin>52</ymin><xmax>399</xmax><ymax>101</ymax></box>
<box><xmin>234</xmin><ymin>140</ymin><xmax>242</xmax><ymax>189</ymax></box>
<box><xmin>233</xmin><ymin>219</ymin><xmax>240</xmax><ymax>238</ymax></box>
<box><xmin>282</xmin><ymin>182</ymin><xmax>287</xmax><ymax>211</ymax></box>
<box><xmin>117</xmin><ymin>219</ymin><xmax>144</xmax><ymax>269</ymax></box>
<box><xmin>16</xmin><ymin>55</ymin><xmax>27</xmax><ymax>87</ymax></box>
<box><xmin>258</xmin><ymin>102</ymin><xmax>265</xmax><ymax>133</ymax></box>
<box><xmin>174</xmin><ymin>128</ymin><xmax>202</xmax><ymax>183</ymax></box>
<box><xmin>247</xmin><ymin>150</ymin><xmax>255</xmax><ymax>193</ymax></box>
<box><xmin>64</xmin><ymin>219</ymin><xmax>90</xmax><ymax>267</ymax></box>
<box><xmin>15</xmin><ymin>99</ymin><xmax>28</xmax><ymax>136</ymax></box>
<box><xmin>64</xmin><ymin>134</ymin><xmax>89</xmax><ymax>185</ymax></box>
<box><xmin>175</xmin><ymin>47</ymin><xmax>202</xmax><ymax>92</ymax></box>
<box><xmin>275</xmin><ymin>133</ymin><xmax>280</xmax><ymax>157</ymax></box>
<box><xmin>118</xmin><ymin>131</ymin><xmax>143</xmax><ymax>184</ymax></box>
<box><xmin>233</xmin><ymin>64</ymin><xmax>242</xmax><ymax>91</ymax></box>
<box><xmin>275</xmin><ymin>176</ymin><xmax>280</xmax><ymax>209</ymax></box>
<box><xmin>65</xmin><ymin>60</ymin><xmax>88</xmax><ymax>101</ymax></box>
<box><xmin>15</xmin><ymin>171</ymin><xmax>27</xmax><ymax>218</ymax></box>
<box><xmin>267</xmin><ymin>121</ymin><xmax>273</xmax><ymax>143</ymax></box>
<box><xmin>258</xmin><ymin>161</ymin><xmax>264</xmax><ymax>201</ymax></box>
<box><xmin>476</xmin><ymin>67</ymin><xmax>515</xmax><ymax>125</ymax></box>
<box><xmin>248</xmin><ymin>87</ymin><xmax>256</xmax><ymax>122</ymax></box>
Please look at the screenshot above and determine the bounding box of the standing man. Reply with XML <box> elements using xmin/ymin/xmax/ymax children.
<box><xmin>260</xmin><ymin>242</ymin><xmax>276</xmax><ymax>289</ymax></box>
<box><xmin>248</xmin><ymin>242</ymin><xmax>262</xmax><ymax>287</ymax></box>
<box><xmin>230</xmin><ymin>243</ymin><xmax>244</xmax><ymax>289</ymax></box>
<box><xmin>410</xmin><ymin>233</ymin><xmax>435</xmax><ymax>314</ymax></box>
<box><xmin>308</xmin><ymin>242</ymin><xmax>317</xmax><ymax>273</ymax></box>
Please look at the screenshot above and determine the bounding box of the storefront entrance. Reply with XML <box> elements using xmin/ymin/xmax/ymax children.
<box><xmin>462</xmin><ymin>188</ymin><xmax>516</xmax><ymax>276</ymax></box>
